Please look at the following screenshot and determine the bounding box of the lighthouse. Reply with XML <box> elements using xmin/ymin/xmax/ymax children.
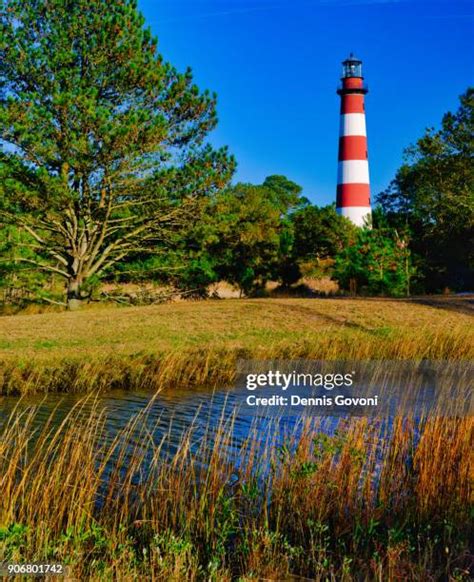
<box><xmin>336</xmin><ymin>54</ymin><xmax>372</xmax><ymax>227</ymax></box>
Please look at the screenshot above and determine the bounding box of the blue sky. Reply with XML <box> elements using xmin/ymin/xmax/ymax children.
<box><xmin>138</xmin><ymin>0</ymin><xmax>473</xmax><ymax>206</ymax></box>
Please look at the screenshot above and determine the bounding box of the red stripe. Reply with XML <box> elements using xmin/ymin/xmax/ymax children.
<box><xmin>341</xmin><ymin>94</ymin><xmax>365</xmax><ymax>114</ymax></box>
<box><xmin>338</xmin><ymin>136</ymin><xmax>368</xmax><ymax>161</ymax></box>
<box><xmin>336</xmin><ymin>184</ymin><xmax>371</xmax><ymax>207</ymax></box>
<box><xmin>342</xmin><ymin>77</ymin><xmax>364</xmax><ymax>90</ymax></box>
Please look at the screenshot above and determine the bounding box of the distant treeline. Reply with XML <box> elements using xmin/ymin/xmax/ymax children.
<box><xmin>0</xmin><ymin>1</ymin><xmax>472</xmax><ymax>309</ymax></box>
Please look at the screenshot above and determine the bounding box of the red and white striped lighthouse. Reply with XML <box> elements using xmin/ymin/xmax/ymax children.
<box><xmin>336</xmin><ymin>54</ymin><xmax>371</xmax><ymax>227</ymax></box>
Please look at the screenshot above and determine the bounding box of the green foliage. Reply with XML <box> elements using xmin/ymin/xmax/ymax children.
<box><xmin>291</xmin><ymin>204</ymin><xmax>356</xmax><ymax>261</ymax></box>
<box><xmin>0</xmin><ymin>225</ymin><xmax>53</xmax><ymax>305</ymax></box>
<box><xmin>152</xmin><ymin>531</ymin><xmax>197</xmax><ymax>578</ymax></box>
<box><xmin>155</xmin><ymin>176</ymin><xmax>306</xmax><ymax>296</ymax></box>
<box><xmin>377</xmin><ymin>88</ymin><xmax>474</xmax><ymax>291</ymax></box>
<box><xmin>0</xmin><ymin>0</ymin><xmax>234</xmax><ymax>307</ymax></box>
<box><xmin>209</xmin><ymin>177</ymin><xmax>308</xmax><ymax>294</ymax></box>
<box><xmin>1</xmin><ymin>0</ymin><xmax>470</xmax><ymax>303</ymax></box>
<box><xmin>262</xmin><ymin>175</ymin><xmax>307</xmax><ymax>211</ymax></box>
<box><xmin>0</xmin><ymin>523</ymin><xmax>29</xmax><ymax>555</ymax></box>
<box><xmin>207</xmin><ymin>182</ymin><xmax>284</xmax><ymax>294</ymax></box>
<box><xmin>334</xmin><ymin>227</ymin><xmax>414</xmax><ymax>296</ymax></box>
<box><xmin>277</xmin><ymin>203</ymin><xmax>356</xmax><ymax>286</ymax></box>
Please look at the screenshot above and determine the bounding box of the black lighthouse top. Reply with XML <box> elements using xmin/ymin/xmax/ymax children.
<box><xmin>337</xmin><ymin>53</ymin><xmax>368</xmax><ymax>95</ymax></box>
<box><xmin>342</xmin><ymin>53</ymin><xmax>363</xmax><ymax>79</ymax></box>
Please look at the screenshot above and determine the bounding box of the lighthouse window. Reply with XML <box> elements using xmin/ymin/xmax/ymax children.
<box><xmin>343</xmin><ymin>61</ymin><xmax>362</xmax><ymax>77</ymax></box>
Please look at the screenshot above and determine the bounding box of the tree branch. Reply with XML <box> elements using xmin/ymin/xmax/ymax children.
<box><xmin>12</xmin><ymin>258</ymin><xmax>69</xmax><ymax>278</ymax></box>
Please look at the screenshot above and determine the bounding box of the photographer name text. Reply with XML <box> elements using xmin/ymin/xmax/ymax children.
<box><xmin>244</xmin><ymin>370</ymin><xmax>379</xmax><ymax>408</ymax></box>
<box><xmin>246</xmin><ymin>394</ymin><xmax>379</xmax><ymax>407</ymax></box>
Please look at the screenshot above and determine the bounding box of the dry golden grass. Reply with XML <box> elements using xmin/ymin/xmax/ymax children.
<box><xmin>0</xmin><ymin>298</ymin><xmax>472</xmax><ymax>394</ymax></box>
<box><xmin>1</xmin><ymin>298</ymin><xmax>472</xmax><ymax>578</ymax></box>
<box><xmin>0</xmin><ymin>399</ymin><xmax>472</xmax><ymax>580</ymax></box>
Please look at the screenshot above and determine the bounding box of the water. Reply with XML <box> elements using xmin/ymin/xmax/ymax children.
<box><xmin>0</xmin><ymin>387</ymin><xmax>337</xmax><ymax>475</ymax></box>
<box><xmin>3</xmin><ymin>365</ymin><xmax>464</xmax><ymax>486</ymax></box>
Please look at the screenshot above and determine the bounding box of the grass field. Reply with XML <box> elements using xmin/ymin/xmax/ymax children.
<box><xmin>1</xmin><ymin>297</ymin><xmax>472</xmax><ymax>579</ymax></box>
<box><xmin>0</xmin><ymin>297</ymin><xmax>473</xmax><ymax>394</ymax></box>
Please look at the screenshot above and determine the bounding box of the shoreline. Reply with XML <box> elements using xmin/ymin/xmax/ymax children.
<box><xmin>1</xmin><ymin>298</ymin><xmax>472</xmax><ymax>580</ymax></box>
<box><xmin>1</xmin><ymin>298</ymin><xmax>472</xmax><ymax>395</ymax></box>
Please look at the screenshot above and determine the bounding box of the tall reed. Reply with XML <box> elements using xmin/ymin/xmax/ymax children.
<box><xmin>0</xmin><ymin>398</ymin><xmax>472</xmax><ymax>580</ymax></box>
<box><xmin>1</xmin><ymin>322</ymin><xmax>472</xmax><ymax>395</ymax></box>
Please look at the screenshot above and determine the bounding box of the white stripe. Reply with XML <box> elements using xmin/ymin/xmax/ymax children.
<box><xmin>337</xmin><ymin>206</ymin><xmax>372</xmax><ymax>227</ymax></box>
<box><xmin>337</xmin><ymin>160</ymin><xmax>370</xmax><ymax>184</ymax></box>
<box><xmin>339</xmin><ymin>113</ymin><xmax>367</xmax><ymax>137</ymax></box>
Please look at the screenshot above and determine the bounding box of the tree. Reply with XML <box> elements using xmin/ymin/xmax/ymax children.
<box><xmin>171</xmin><ymin>177</ymin><xmax>304</xmax><ymax>296</ymax></box>
<box><xmin>377</xmin><ymin>88</ymin><xmax>474</xmax><ymax>291</ymax></box>
<box><xmin>291</xmin><ymin>204</ymin><xmax>355</xmax><ymax>262</ymax></box>
<box><xmin>0</xmin><ymin>0</ymin><xmax>234</xmax><ymax>308</ymax></box>
<box><xmin>206</xmin><ymin>182</ymin><xmax>287</xmax><ymax>295</ymax></box>
<box><xmin>333</xmin><ymin>227</ymin><xmax>415</xmax><ymax>297</ymax></box>
<box><xmin>262</xmin><ymin>175</ymin><xmax>307</xmax><ymax>212</ymax></box>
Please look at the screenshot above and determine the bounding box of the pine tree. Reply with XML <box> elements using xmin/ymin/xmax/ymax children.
<box><xmin>334</xmin><ymin>228</ymin><xmax>414</xmax><ymax>297</ymax></box>
<box><xmin>0</xmin><ymin>0</ymin><xmax>234</xmax><ymax>308</ymax></box>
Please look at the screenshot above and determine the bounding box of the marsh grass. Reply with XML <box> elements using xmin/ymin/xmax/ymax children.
<box><xmin>0</xmin><ymin>299</ymin><xmax>472</xmax><ymax>578</ymax></box>
<box><xmin>0</xmin><ymin>395</ymin><xmax>472</xmax><ymax>581</ymax></box>
<box><xmin>1</xmin><ymin>299</ymin><xmax>473</xmax><ymax>395</ymax></box>
<box><xmin>0</xmin><ymin>323</ymin><xmax>474</xmax><ymax>395</ymax></box>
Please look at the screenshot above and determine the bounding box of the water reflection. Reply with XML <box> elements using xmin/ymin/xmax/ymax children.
<box><xmin>0</xmin><ymin>387</ymin><xmax>340</xmax><ymax>473</ymax></box>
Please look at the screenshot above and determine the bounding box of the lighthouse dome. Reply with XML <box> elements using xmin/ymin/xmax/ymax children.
<box><xmin>342</xmin><ymin>53</ymin><xmax>363</xmax><ymax>78</ymax></box>
<box><xmin>343</xmin><ymin>52</ymin><xmax>362</xmax><ymax>64</ymax></box>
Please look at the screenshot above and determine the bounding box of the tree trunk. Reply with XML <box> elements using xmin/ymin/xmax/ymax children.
<box><xmin>349</xmin><ymin>277</ymin><xmax>357</xmax><ymax>296</ymax></box>
<box><xmin>67</xmin><ymin>277</ymin><xmax>85</xmax><ymax>311</ymax></box>
<box><xmin>405</xmin><ymin>252</ymin><xmax>411</xmax><ymax>297</ymax></box>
